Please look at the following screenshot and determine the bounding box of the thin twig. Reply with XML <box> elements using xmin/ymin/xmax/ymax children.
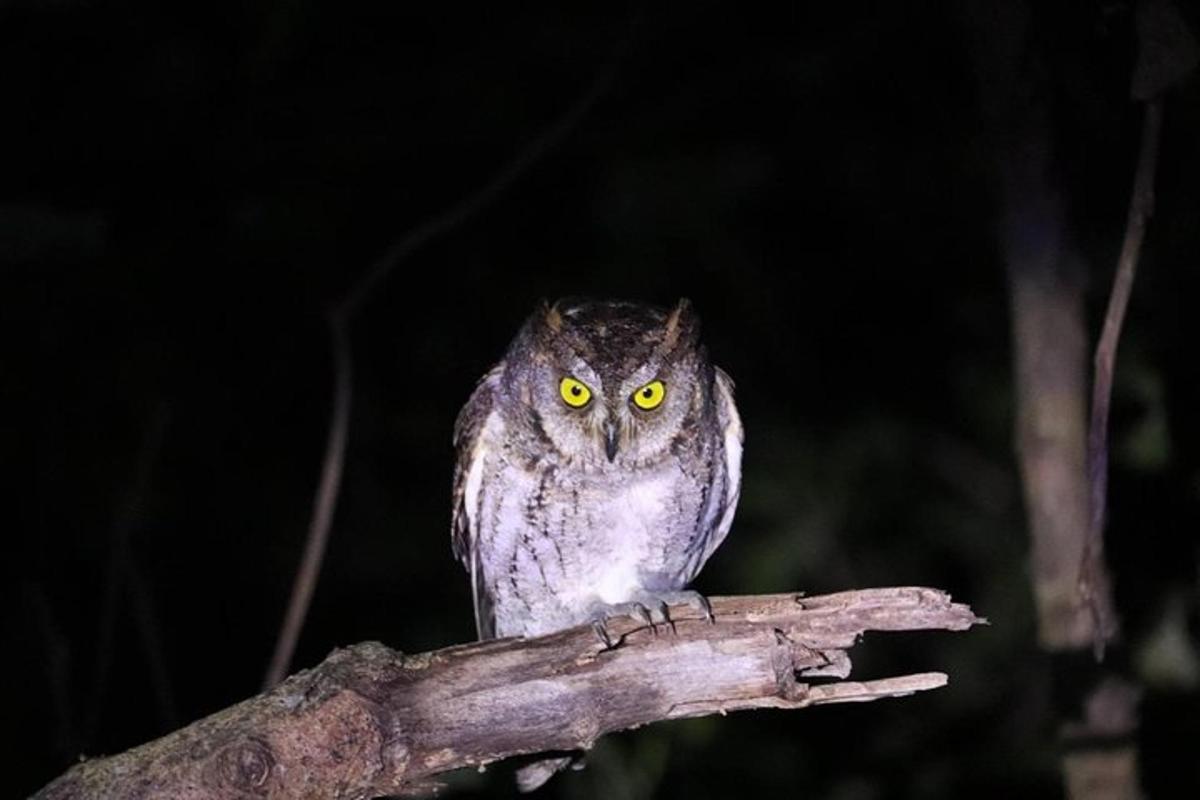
<box><xmin>1081</xmin><ymin>98</ymin><xmax>1163</xmax><ymax>658</ymax></box>
<box><xmin>264</xmin><ymin>314</ymin><xmax>352</xmax><ymax>689</ymax></box>
<box><xmin>261</xmin><ymin>26</ymin><xmax>635</xmax><ymax>689</ymax></box>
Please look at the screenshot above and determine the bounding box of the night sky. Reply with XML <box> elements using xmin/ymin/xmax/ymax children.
<box><xmin>6</xmin><ymin>2</ymin><xmax>1200</xmax><ymax>798</ymax></box>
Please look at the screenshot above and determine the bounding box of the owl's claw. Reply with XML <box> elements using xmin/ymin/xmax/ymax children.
<box><xmin>645</xmin><ymin>589</ymin><xmax>714</xmax><ymax>625</ymax></box>
<box><xmin>589</xmin><ymin>601</ymin><xmax>657</xmax><ymax>648</ymax></box>
<box><xmin>591</xmin><ymin>620</ymin><xmax>615</xmax><ymax>649</ymax></box>
<box><xmin>592</xmin><ymin>597</ymin><xmax>672</xmax><ymax>647</ymax></box>
<box><xmin>587</xmin><ymin>590</ymin><xmax>714</xmax><ymax>648</ymax></box>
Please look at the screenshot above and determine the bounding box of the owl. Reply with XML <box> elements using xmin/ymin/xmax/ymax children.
<box><xmin>450</xmin><ymin>298</ymin><xmax>743</xmax><ymax>643</ymax></box>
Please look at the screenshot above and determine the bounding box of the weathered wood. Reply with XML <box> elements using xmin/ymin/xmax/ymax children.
<box><xmin>33</xmin><ymin>587</ymin><xmax>982</xmax><ymax>800</ymax></box>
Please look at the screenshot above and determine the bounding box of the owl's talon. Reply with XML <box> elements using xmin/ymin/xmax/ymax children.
<box><xmin>591</xmin><ymin>620</ymin><xmax>615</xmax><ymax>650</ymax></box>
<box><xmin>587</xmin><ymin>590</ymin><xmax>714</xmax><ymax>640</ymax></box>
<box><xmin>651</xmin><ymin>589</ymin><xmax>714</xmax><ymax>626</ymax></box>
<box><xmin>630</xmin><ymin>602</ymin><xmax>654</xmax><ymax>629</ymax></box>
<box><xmin>640</xmin><ymin>600</ymin><xmax>672</xmax><ymax>634</ymax></box>
<box><xmin>651</xmin><ymin>601</ymin><xmax>672</xmax><ymax>634</ymax></box>
<box><xmin>587</xmin><ymin>600</ymin><xmax>666</xmax><ymax>645</ymax></box>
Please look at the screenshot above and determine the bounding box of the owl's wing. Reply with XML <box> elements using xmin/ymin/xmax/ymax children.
<box><xmin>699</xmin><ymin>366</ymin><xmax>744</xmax><ymax>565</ymax></box>
<box><xmin>451</xmin><ymin>365</ymin><xmax>503</xmax><ymax>640</ymax></box>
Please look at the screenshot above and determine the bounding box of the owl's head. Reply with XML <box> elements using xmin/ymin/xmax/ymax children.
<box><xmin>502</xmin><ymin>298</ymin><xmax>713</xmax><ymax>466</ymax></box>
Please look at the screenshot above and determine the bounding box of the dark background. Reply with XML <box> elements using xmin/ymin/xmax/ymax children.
<box><xmin>5</xmin><ymin>1</ymin><xmax>1199</xmax><ymax>797</ymax></box>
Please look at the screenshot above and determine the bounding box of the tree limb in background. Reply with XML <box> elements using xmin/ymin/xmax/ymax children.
<box><xmin>261</xmin><ymin>23</ymin><xmax>636</xmax><ymax>691</ymax></box>
<box><xmin>1081</xmin><ymin>0</ymin><xmax>1197</xmax><ymax>660</ymax></box>
<box><xmin>1080</xmin><ymin>98</ymin><xmax>1162</xmax><ymax>659</ymax></box>
<box><xmin>262</xmin><ymin>316</ymin><xmax>352</xmax><ymax>690</ymax></box>
<box><xmin>1060</xmin><ymin>3</ymin><xmax>1195</xmax><ymax>795</ymax></box>
<box><xmin>985</xmin><ymin>2</ymin><xmax>1195</xmax><ymax>798</ymax></box>
<box><xmin>37</xmin><ymin>588</ymin><xmax>983</xmax><ymax>800</ymax></box>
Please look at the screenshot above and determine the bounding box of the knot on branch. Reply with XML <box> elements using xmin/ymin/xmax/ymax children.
<box><xmin>208</xmin><ymin>737</ymin><xmax>276</xmax><ymax>795</ymax></box>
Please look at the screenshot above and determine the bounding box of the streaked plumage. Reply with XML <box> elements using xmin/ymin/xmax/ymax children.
<box><xmin>451</xmin><ymin>298</ymin><xmax>743</xmax><ymax>640</ymax></box>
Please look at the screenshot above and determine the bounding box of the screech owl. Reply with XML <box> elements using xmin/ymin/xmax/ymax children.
<box><xmin>450</xmin><ymin>298</ymin><xmax>743</xmax><ymax>643</ymax></box>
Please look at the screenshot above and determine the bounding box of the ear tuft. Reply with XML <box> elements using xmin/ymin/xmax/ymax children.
<box><xmin>536</xmin><ymin>299</ymin><xmax>564</xmax><ymax>333</ymax></box>
<box><xmin>663</xmin><ymin>298</ymin><xmax>699</xmax><ymax>349</ymax></box>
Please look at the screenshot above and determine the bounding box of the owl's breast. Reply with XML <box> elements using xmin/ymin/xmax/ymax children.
<box><xmin>579</xmin><ymin>467</ymin><xmax>685</xmax><ymax>603</ymax></box>
<box><xmin>476</xmin><ymin>448</ymin><xmax>716</xmax><ymax>636</ymax></box>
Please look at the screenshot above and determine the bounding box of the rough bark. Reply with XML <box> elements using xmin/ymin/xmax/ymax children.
<box><xmin>34</xmin><ymin>587</ymin><xmax>981</xmax><ymax>800</ymax></box>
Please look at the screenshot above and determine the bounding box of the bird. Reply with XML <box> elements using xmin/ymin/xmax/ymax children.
<box><xmin>449</xmin><ymin>298</ymin><xmax>743</xmax><ymax>790</ymax></box>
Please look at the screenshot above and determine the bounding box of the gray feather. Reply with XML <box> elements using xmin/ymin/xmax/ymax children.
<box><xmin>449</xmin><ymin>300</ymin><xmax>743</xmax><ymax>640</ymax></box>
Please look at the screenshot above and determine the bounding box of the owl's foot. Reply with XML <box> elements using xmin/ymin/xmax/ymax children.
<box><xmin>589</xmin><ymin>601</ymin><xmax>660</xmax><ymax>649</ymax></box>
<box><xmin>648</xmin><ymin>589</ymin><xmax>716</xmax><ymax>625</ymax></box>
<box><xmin>587</xmin><ymin>590</ymin><xmax>715</xmax><ymax>648</ymax></box>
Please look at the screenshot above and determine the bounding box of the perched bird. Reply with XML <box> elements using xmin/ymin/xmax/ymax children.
<box><xmin>449</xmin><ymin>298</ymin><xmax>743</xmax><ymax>789</ymax></box>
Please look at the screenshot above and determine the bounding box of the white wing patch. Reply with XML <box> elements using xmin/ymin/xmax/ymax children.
<box><xmin>450</xmin><ymin>365</ymin><xmax>503</xmax><ymax>639</ymax></box>
<box><xmin>704</xmin><ymin>367</ymin><xmax>743</xmax><ymax>563</ymax></box>
<box><xmin>462</xmin><ymin>430</ymin><xmax>490</xmax><ymax>635</ymax></box>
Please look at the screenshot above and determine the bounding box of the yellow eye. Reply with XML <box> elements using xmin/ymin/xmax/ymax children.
<box><xmin>559</xmin><ymin>376</ymin><xmax>592</xmax><ymax>408</ymax></box>
<box><xmin>631</xmin><ymin>380</ymin><xmax>666</xmax><ymax>410</ymax></box>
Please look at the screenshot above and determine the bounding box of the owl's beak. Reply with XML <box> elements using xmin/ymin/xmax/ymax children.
<box><xmin>603</xmin><ymin>420</ymin><xmax>619</xmax><ymax>461</ymax></box>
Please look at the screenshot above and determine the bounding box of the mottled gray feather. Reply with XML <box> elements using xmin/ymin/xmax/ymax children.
<box><xmin>450</xmin><ymin>299</ymin><xmax>742</xmax><ymax>641</ymax></box>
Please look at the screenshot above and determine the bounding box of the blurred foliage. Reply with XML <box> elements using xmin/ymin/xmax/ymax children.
<box><xmin>4</xmin><ymin>1</ymin><xmax>1199</xmax><ymax>798</ymax></box>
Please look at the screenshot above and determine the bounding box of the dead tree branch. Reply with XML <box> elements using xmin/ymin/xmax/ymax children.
<box><xmin>37</xmin><ymin>587</ymin><xmax>982</xmax><ymax>800</ymax></box>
